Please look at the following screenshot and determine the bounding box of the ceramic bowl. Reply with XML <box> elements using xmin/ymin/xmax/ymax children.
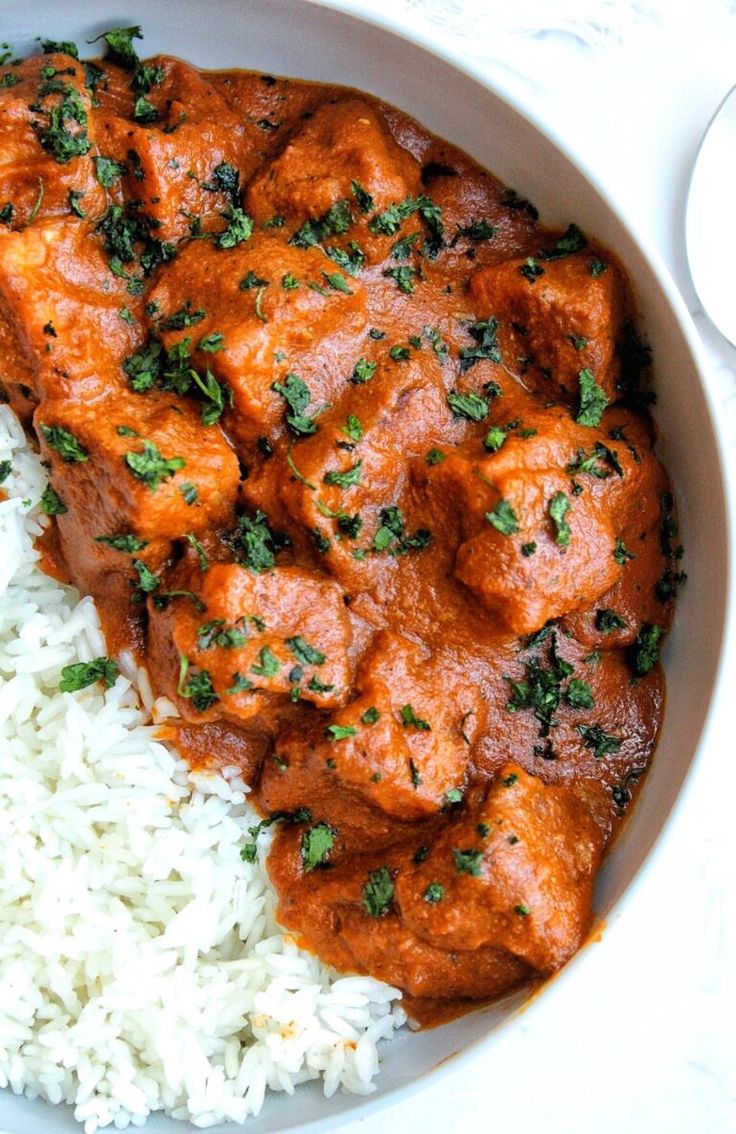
<box><xmin>0</xmin><ymin>2</ymin><xmax>730</xmax><ymax>1132</ymax></box>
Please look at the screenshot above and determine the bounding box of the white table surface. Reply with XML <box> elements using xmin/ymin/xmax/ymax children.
<box><xmin>321</xmin><ymin>1</ymin><xmax>736</xmax><ymax>1132</ymax></box>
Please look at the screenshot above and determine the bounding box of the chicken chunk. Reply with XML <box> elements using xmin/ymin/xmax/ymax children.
<box><xmin>147</xmin><ymin>233</ymin><xmax>367</xmax><ymax>445</ymax></box>
<box><xmin>393</xmin><ymin>764</ymin><xmax>605</xmax><ymax>973</ymax></box>
<box><xmin>268</xmin><ymin>822</ymin><xmax>532</xmax><ymax>1001</ymax></box>
<box><xmin>420</xmin><ymin>408</ymin><xmax>658</xmax><ymax>634</ymax></box>
<box><xmin>36</xmin><ymin>387</ymin><xmax>239</xmax><ymax>547</ymax></box>
<box><xmin>259</xmin><ymin>630</ymin><xmax>481</xmax><ymax>842</ymax></box>
<box><xmin>469</xmin><ymin>250</ymin><xmax>627</xmax><ymax>404</ymax></box>
<box><xmin>245</xmin><ymin>98</ymin><xmax>421</xmax><ymax>238</ymax></box>
<box><xmin>147</xmin><ymin>562</ymin><xmax>352</xmax><ymax>724</ymax></box>
<box><xmin>0</xmin><ymin>217</ymin><xmax>140</xmax><ymax>403</ymax></box>
<box><xmin>0</xmin><ymin>54</ymin><xmax>105</xmax><ymax>228</ymax></box>
<box><xmin>95</xmin><ymin>58</ymin><xmax>253</xmax><ymax>241</ymax></box>
<box><xmin>244</xmin><ymin>356</ymin><xmax>451</xmax><ymax>591</ymax></box>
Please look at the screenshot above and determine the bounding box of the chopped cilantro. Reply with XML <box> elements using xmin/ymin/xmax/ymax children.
<box><xmin>33</xmin><ymin>81</ymin><xmax>90</xmax><ymax>164</ymax></box>
<box><xmin>459</xmin><ymin>318</ymin><xmax>502</xmax><ymax>372</ymax></box>
<box><xmin>400</xmin><ymin>704</ymin><xmax>431</xmax><ymax>731</ymax></box>
<box><xmin>538</xmin><ymin>223</ymin><xmax>587</xmax><ymax>261</ymax></box>
<box><xmin>323</xmin><ymin>460</ymin><xmax>362</xmax><ymax>488</ymax></box>
<box><xmin>322</xmin><ymin>270</ymin><xmax>352</xmax><ymax>294</ymax></box>
<box><xmin>631</xmin><ymin>623</ymin><xmax>664</xmax><ymax>675</ymax></box>
<box><xmin>286</xmin><ymin>636</ymin><xmax>326</xmax><ymax>666</ymax></box>
<box><xmin>93</xmin><ymin>155</ymin><xmax>127</xmax><ymax>187</ymax></box>
<box><xmin>124</xmin><ymin>441</ymin><xmax>184</xmax><ymax>490</ymax></box>
<box><xmin>578</xmin><ymin>723</ymin><xmax>623</xmax><ymax>758</ymax></box>
<box><xmin>453</xmin><ymin>848</ymin><xmax>483</xmax><ymax>876</ymax></box>
<box><xmin>423</xmin><ymin>883</ymin><xmax>445</xmax><ymax>903</ymax></box>
<box><xmin>384</xmin><ymin>265</ymin><xmax>419</xmax><ymax>293</ymax></box>
<box><xmin>250</xmin><ymin>645</ymin><xmax>281</xmax><ymax>678</ymax></box>
<box><xmin>198</xmin><ymin>332</ymin><xmax>225</xmax><ymax>353</ymax></box>
<box><xmin>91</xmin><ymin>25</ymin><xmax>142</xmax><ymax>69</ymax></box>
<box><xmin>549</xmin><ymin>491</ymin><xmax>572</xmax><ymax>546</ymax></box>
<box><xmin>325</xmin><ymin>723</ymin><xmax>357</xmax><ymax>742</ymax></box>
<box><xmin>576</xmin><ymin>367</ymin><xmax>608</xmax><ymax>427</ymax></box>
<box><xmin>458</xmin><ymin>218</ymin><xmax>495</xmax><ymax>242</ymax></box>
<box><xmin>447</xmin><ymin>389</ymin><xmax>490</xmax><ymax>421</ymax></box>
<box><xmin>131</xmin><ymin>558</ymin><xmax>159</xmax><ymax>596</ymax></box>
<box><xmin>240</xmin><ymin>270</ymin><xmax>269</xmax><ymax>290</ymax></box>
<box><xmin>216</xmin><ymin>203</ymin><xmax>253</xmax><ymax>249</ymax></box>
<box><xmin>613</xmin><ymin>537</ymin><xmax>635</xmax><ymax>565</ymax></box>
<box><xmin>595</xmin><ymin>608</ymin><xmax>627</xmax><ymax>634</ymax></box>
<box><xmin>506</xmin><ymin>632</ymin><xmax>575</xmax><ymax>737</ymax></box>
<box><xmin>95</xmin><ymin>532</ymin><xmax>148</xmax><ymax>553</ymax></box>
<box><xmin>351</xmin><ymin>181</ymin><xmax>374</xmax><ymax>213</ymax></box>
<box><xmin>362</xmin><ymin>866</ymin><xmax>394</xmax><ymax>917</ymax></box>
<box><xmin>177</xmin><ymin>658</ymin><xmax>219</xmax><ymax>711</ymax></box>
<box><xmin>40</xmin><ymin>485</ymin><xmax>67</xmax><ymax>515</ymax></box>
<box><xmin>39</xmin><ymin>424</ymin><xmax>88</xmax><ymax>462</ymax></box>
<box><xmin>519</xmin><ymin>257</ymin><xmax>545</xmax><ymax>282</ymax></box>
<box><xmin>326</xmin><ymin>241</ymin><xmax>365</xmax><ymax>276</ymax></box>
<box><xmin>290</xmin><ymin>199</ymin><xmax>353</xmax><ymax>248</ymax></box>
<box><xmin>300</xmin><ymin>823</ymin><xmax>336</xmax><ymax>872</ymax></box>
<box><xmin>226</xmin><ymin>509</ymin><xmax>280</xmax><ymax>573</ymax></box>
<box><xmin>59</xmin><ymin>656</ymin><xmax>118</xmax><ymax>693</ymax></box>
<box><xmin>351</xmin><ymin>358</ymin><xmax>377</xmax><ymax>384</ymax></box>
<box><xmin>484</xmin><ymin>425</ymin><xmax>507</xmax><ymax>452</ymax></box>
<box><xmin>342</xmin><ymin>414</ymin><xmax>363</xmax><ymax>442</ymax></box>
<box><xmin>486</xmin><ymin>499</ymin><xmax>520</xmax><ymax>536</ymax></box>
<box><xmin>565</xmin><ymin>678</ymin><xmax>595</xmax><ymax>710</ymax></box>
<box><xmin>271</xmin><ymin>372</ymin><xmax>323</xmax><ymax>435</ymax></box>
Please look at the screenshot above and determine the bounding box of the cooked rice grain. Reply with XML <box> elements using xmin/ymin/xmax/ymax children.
<box><xmin>0</xmin><ymin>406</ymin><xmax>405</xmax><ymax>1132</ymax></box>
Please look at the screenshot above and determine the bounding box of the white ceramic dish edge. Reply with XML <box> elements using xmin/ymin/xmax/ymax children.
<box><xmin>0</xmin><ymin>1</ymin><xmax>731</xmax><ymax>1131</ymax></box>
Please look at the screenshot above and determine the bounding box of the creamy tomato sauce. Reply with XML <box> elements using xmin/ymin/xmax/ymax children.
<box><xmin>0</xmin><ymin>35</ymin><xmax>683</xmax><ymax>1024</ymax></box>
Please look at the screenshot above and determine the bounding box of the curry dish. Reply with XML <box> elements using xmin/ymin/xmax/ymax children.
<box><xmin>0</xmin><ymin>33</ymin><xmax>683</xmax><ymax>1024</ymax></box>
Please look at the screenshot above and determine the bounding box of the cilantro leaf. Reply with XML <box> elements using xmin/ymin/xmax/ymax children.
<box><xmin>453</xmin><ymin>848</ymin><xmax>483</xmax><ymax>876</ymax></box>
<box><xmin>323</xmin><ymin>460</ymin><xmax>362</xmax><ymax>488</ymax></box>
<box><xmin>271</xmin><ymin>372</ymin><xmax>322</xmax><ymax>435</ymax></box>
<box><xmin>216</xmin><ymin>203</ymin><xmax>253</xmax><ymax>249</ymax></box>
<box><xmin>576</xmin><ymin>367</ymin><xmax>608</xmax><ymax>427</ymax></box>
<box><xmin>400</xmin><ymin>704</ymin><xmax>431</xmax><ymax>731</ymax></box>
<box><xmin>485</xmin><ymin>499</ymin><xmax>520</xmax><ymax>536</ymax></box>
<box><xmin>286</xmin><ymin>636</ymin><xmax>326</xmax><ymax>666</ymax></box>
<box><xmin>362</xmin><ymin>866</ymin><xmax>394</xmax><ymax>917</ymax></box>
<box><xmin>446</xmin><ymin>389</ymin><xmax>489</xmax><ymax>421</ymax></box>
<box><xmin>40</xmin><ymin>424</ymin><xmax>88</xmax><ymax>462</ymax></box>
<box><xmin>250</xmin><ymin>645</ymin><xmax>282</xmax><ymax>678</ymax></box>
<box><xmin>40</xmin><ymin>485</ymin><xmax>67</xmax><ymax>515</ymax></box>
<box><xmin>300</xmin><ymin>823</ymin><xmax>336</xmax><ymax>872</ymax></box>
<box><xmin>578</xmin><ymin>723</ymin><xmax>623</xmax><ymax>758</ymax></box>
<box><xmin>227</xmin><ymin>509</ymin><xmax>279</xmax><ymax>574</ymax></box>
<box><xmin>124</xmin><ymin>440</ymin><xmax>185</xmax><ymax>490</ymax></box>
<box><xmin>59</xmin><ymin>656</ymin><xmax>118</xmax><ymax>693</ymax></box>
<box><xmin>632</xmin><ymin>623</ymin><xmax>664</xmax><ymax>675</ymax></box>
<box><xmin>459</xmin><ymin>318</ymin><xmax>502</xmax><ymax>372</ymax></box>
<box><xmin>549</xmin><ymin>491</ymin><xmax>572</xmax><ymax>546</ymax></box>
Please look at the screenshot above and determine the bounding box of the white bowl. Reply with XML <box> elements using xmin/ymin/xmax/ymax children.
<box><xmin>0</xmin><ymin>2</ymin><xmax>730</xmax><ymax>1132</ymax></box>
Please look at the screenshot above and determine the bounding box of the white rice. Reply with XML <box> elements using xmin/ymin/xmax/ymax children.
<box><xmin>0</xmin><ymin>405</ymin><xmax>406</xmax><ymax>1132</ymax></box>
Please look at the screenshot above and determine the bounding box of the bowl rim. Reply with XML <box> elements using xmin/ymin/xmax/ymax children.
<box><xmin>0</xmin><ymin>2</ymin><xmax>732</xmax><ymax>1131</ymax></box>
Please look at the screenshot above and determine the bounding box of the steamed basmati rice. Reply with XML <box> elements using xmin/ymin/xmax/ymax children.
<box><xmin>0</xmin><ymin>405</ymin><xmax>406</xmax><ymax>1131</ymax></box>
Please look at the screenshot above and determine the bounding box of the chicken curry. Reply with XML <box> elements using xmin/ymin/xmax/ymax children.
<box><xmin>0</xmin><ymin>29</ymin><xmax>683</xmax><ymax>1023</ymax></box>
